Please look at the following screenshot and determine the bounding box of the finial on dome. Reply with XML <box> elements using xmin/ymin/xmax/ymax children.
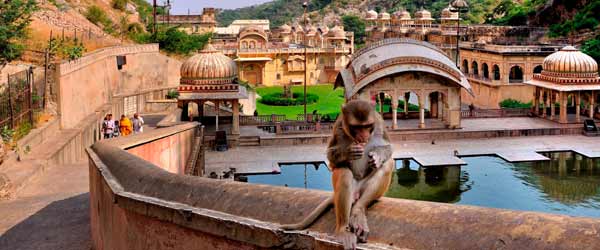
<box><xmin>200</xmin><ymin>38</ymin><xmax>217</xmax><ymax>53</ymax></box>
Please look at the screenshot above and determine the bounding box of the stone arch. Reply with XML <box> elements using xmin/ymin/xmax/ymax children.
<box><xmin>533</xmin><ymin>65</ymin><xmax>543</xmax><ymax>74</ymax></box>
<box><xmin>462</xmin><ymin>59</ymin><xmax>469</xmax><ymax>74</ymax></box>
<box><xmin>509</xmin><ymin>65</ymin><xmax>524</xmax><ymax>83</ymax></box>
<box><xmin>482</xmin><ymin>63</ymin><xmax>489</xmax><ymax>79</ymax></box>
<box><xmin>493</xmin><ymin>64</ymin><xmax>500</xmax><ymax>80</ymax></box>
<box><xmin>472</xmin><ymin>61</ymin><xmax>479</xmax><ymax>76</ymax></box>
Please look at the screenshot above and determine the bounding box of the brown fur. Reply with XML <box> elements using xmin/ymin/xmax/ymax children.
<box><xmin>280</xmin><ymin>100</ymin><xmax>394</xmax><ymax>250</ymax></box>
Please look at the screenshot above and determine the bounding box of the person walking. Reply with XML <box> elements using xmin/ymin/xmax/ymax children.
<box><xmin>119</xmin><ymin>114</ymin><xmax>133</xmax><ymax>136</ymax></box>
<box><xmin>102</xmin><ymin>114</ymin><xmax>115</xmax><ymax>139</ymax></box>
<box><xmin>132</xmin><ymin>113</ymin><xmax>145</xmax><ymax>134</ymax></box>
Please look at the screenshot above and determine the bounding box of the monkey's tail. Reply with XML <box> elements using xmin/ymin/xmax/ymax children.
<box><xmin>280</xmin><ymin>196</ymin><xmax>334</xmax><ymax>230</ymax></box>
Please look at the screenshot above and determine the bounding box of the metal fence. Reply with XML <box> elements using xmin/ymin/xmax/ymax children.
<box><xmin>461</xmin><ymin>108</ymin><xmax>530</xmax><ymax>118</ymax></box>
<box><xmin>1</xmin><ymin>68</ymin><xmax>35</xmax><ymax>129</ymax></box>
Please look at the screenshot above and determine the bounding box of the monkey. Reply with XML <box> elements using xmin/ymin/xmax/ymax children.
<box><xmin>280</xmin><ymin>100</ymin><xmax>394</xmax><ymax>250</ymax></box>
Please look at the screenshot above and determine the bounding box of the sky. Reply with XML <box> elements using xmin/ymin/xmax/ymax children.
<box><xmin>149</xmin><ymin>0</ymin><xmax>273</xmax><ymax>14</ymax></box>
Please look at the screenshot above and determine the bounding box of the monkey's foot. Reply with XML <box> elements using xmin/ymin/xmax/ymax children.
<box><xmin>335</xmin><ymin>230</ymin><xmax>357</xmax><ymax>250</ymax></box>
<box><xmin>349</xmin><ymin>208</ymin><xmax>369</xmax><ymax>243</ymax></box>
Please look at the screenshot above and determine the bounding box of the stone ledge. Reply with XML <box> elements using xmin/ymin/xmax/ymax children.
<box><xmin>58</xmin><ymin>44</ymin><xmax>159</xmax><ymax>75</ymax></box>
<box><xmin>88</xmin><ymin>135</ymin><xmax>600</xmax><ymax>250</ymax></box>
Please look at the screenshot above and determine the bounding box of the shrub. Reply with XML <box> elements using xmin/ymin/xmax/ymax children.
<box><xmin>132</xmin><ymin>27</ymin><xmax>211</xmax><ymax>55</ymax></box>
<box><xmin>48</xmin><ymin>38</ymin><xmax>86</xmax><ymax>60</ymax></box>
<box><xmin>111</xmin><ymin>0</ymin><xmax>128</xmax><ymax>11</ymax></box>
<box><xmin>259</xmin><ymin>92</ymin><xmax>319</xmax><ymax>106</ymax></box>
<box><xmin>85</xmin><ymin>5</ymin><xmax>113</xmax><ymax>28</ymax></box>
<box><xmin>499</xmin><ymin>99</ymin><xmax>532</xmax><ymax>108</ymax></box>
<box><xmin>166</xmin><ymin>90</ymin><xmax>179</xmax><ymax>99</ymax></box>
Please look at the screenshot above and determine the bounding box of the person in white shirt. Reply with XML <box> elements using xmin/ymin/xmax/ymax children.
<box><xmin>102</xmin><ymin>114</ymin><xmax>115</xmax><ymax>139</ymax></box>
<box><xmin>132</xmin><ymin>113</ymin><xmax>144</xmax><ymax>133</ymax></box>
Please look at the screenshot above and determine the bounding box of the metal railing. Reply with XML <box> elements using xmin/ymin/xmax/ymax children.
<box><xmin>1</xmin><ymin>68</ymin><xmax>35</xmax><ymax>129</ymax></box>
<box><xmin>461</xmin><ymin>108</ymin><xmax>530</xmax><ymax>118</ymax></box>
<box><xmin>240</xmin><ymin>114</ymin><xmax>286</xmax><ymax>125</ymax></box>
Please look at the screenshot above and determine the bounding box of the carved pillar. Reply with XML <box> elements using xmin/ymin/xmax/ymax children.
<box><xmin>541</xmin><ymin>89</ymin><xmax>547</xmax><ymax>118</ymax></box>
<box><xmin>559</xmin><ymin>92</ymin><xmax>568</xmax><ymax>123</ymax></box>
<box><xmin>430</xmin><ymin>92</ymin><xmax>438</xmax><ymax>118</ymax></box>
<box><xmin>533</xmin><ymin>87</ymin><xmax>539</xmax><ymax>115</ymax></box>
<box><xmin>576</xmin><ymin>92</ymin><xmax>581</xmax><ymax>122</ymax></box>
<box><xmin>232</xmin><ymin>100</ymin><xmax>240</xmax><ymax>135</ymax></box>
<box><xmin>392</xmin><ymin>95</ymin><xmax>398</xmax><ymax>130</ymax></box>
<box><xmin>418</xmin><ymin>93</ymin><xmax>425</xmax><ymax>129</ymax></box>
<box><xmin>404</xmin><ymin>92</ymin><xmax>410</xmax><ymax>116</ymax></box>
<box><xmin>590</xmin><ymin>91</ymin><xmax>595</xmax><ymax>119</ymax></box>
<box><xmin>215</xmin><ymin>100</ymin><xmax>220</xmax><ymax>131</ymax></box>
<box><xmin>550</xmin><ymin>91</ymin><xmax>555</xmax><ymax>120</ymax></box>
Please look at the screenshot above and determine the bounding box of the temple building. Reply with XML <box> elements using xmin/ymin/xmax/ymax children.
<box><xmin>214</xmin><ymin>23</ymin><xmax>354</xmax><ymax>86</ymax></box>
<box><xmin>177</xmin><ymin>43</ymin><xmax>247</xmax><ymax>136</ymax></box>
<box><xmin>365</xmin><ymin>8</ymin><xmax>460</xmax><ymax>60</ymax></box>
<box><xmin>525</xmin><ymin>46</ymin><xmax>600</xmax><ymax>123</ymax></box>
<box><xmin>156</xmin><ymin>8</ymin><xmax>217</xmax><ymax>34</ymax></box>
<box><xmin>460</xmin><ymin>41</ymin><xmax>562</xmax><ymax>108</ymax></box>
<box><xmin>335</xmin><ymin>38</ymin><xmax>471</xmax><ymax>129</ymax></box>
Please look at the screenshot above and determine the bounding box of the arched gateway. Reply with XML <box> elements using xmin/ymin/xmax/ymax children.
<box><xmin>335</xmin><ymin>38</ymin><xmax>472</xmax><ymax>129</ymax></box>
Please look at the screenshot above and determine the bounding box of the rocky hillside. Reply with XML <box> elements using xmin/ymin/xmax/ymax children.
<box><xmin>217</xmin><ymin>0</ymin><xmax>503</xmax><ymax>27</ymax></box>
<box><xmin>25</xmin><ymin>0</ymin><xmax>152</xmax><ymax>52</ymax></box>
<box><xmin>217</xmin><ymin>0</ymin><xmax>599</xmax><ymax>32</ymax></box>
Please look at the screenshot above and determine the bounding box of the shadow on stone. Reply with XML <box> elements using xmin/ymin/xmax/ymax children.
<box><xmin>0</xmin><ymin>193</ymin><xmax>91</xmax><ymax>250</ymax></box>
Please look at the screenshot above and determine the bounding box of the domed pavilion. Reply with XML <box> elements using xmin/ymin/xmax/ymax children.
<box><xmin>525</xmin><ymin>46</ymin><xmax>600</xmax><ymax>123</ymax></box>
<box><xmin>178</xmin><ymin>42</ymin><xmax>247</xmax><ymax>135</ymax></box>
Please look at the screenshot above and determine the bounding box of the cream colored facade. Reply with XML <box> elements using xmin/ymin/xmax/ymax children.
<box><xmin>459</xmin><ymin>42</ymin><xmax>562</xmax><ymax>108</ymax></box>
<box><xmin>157</xmin><ymin>8</ymin><xmax>217</xmax><ymax>34</ymax></box>
<box><xmin>216</xmin><ymin>24</ymin><xmax>354</xmax><ymax>86</ymax></box>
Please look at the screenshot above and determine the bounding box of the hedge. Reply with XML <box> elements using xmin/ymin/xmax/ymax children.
<box><xmin>259</xmin><ymin>92</ymin><xmax>319</xmax><ymax>106</ymax></box>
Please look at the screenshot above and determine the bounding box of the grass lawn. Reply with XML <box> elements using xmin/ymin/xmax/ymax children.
<box><xmin>255</xmin><ymin>84</ymin><xmax>344</xmax><ymax>119</ymax></box>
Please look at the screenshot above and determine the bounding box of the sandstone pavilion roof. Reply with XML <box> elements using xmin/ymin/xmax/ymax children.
<box><xmin>393</xmin><ymin>10</ymin><xmax>412</xmax><ymax>20</ymax></box>
<box><xmin>327</xmin><ymin>25</ymin><xmax>346</xmax><ymax>39</ymax></box>
<box><xmin>526</xmin><ymin>46</ymin><xmax>600</xmax><ymax>91</ymax></box>
<box><xmin>379</xmin><ymin>11</ymin><xmax>391</xmax><ymax>20</ymax></box>
<box><xmin>335</xmin><ymin>38</ymin><xmax>471</xmax><ymax>98</ymax></box>
<box><xmin>366</xmin><ymin>10</ymin><xmax>378</xmax><ymax>20</ymax></box>
<box><xmin>441</xmin><ymin>6</ymin><xmax>459</xmax><ymax>20</ymax></box>
<box><xmin>415</xmin><ymin>9</ymin><xmax>434</xmax><ymax>20</ymax></box>
<box><xmin>178</xmin><ymin>43</ymin><xmax>247</xmax><ymax>100</ymax></box>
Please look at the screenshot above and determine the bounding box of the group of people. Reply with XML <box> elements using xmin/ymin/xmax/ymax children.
<box><xmin>102</xmin><ymin>113</ymin><xmax>145</xmax><ymax>139</ymax></box>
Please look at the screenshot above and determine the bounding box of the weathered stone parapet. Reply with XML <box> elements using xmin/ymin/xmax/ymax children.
<box><xmin>88</xmin><ymin>125</ymin><xmax>600</xmax><ymax>250</ymax></box>
<box><xmin>58</xmin><ymin>44</ymin><xmax>159</xmax><ymax>75</ymax></box>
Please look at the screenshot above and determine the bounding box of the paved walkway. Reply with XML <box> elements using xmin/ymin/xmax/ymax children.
<box><xmin>0</xmin><ymin>162</ymin><xmax>90</xmax><ymax>250</ymax></box>
<box><xmin>206</xmin><ymin>135</ymin><xmax>600</xmax><ymax>175</ymax></box>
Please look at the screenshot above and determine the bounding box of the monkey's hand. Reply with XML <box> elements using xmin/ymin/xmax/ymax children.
<box><xmin>368</xmin><ymin>152</ymin><xmax>382</xmax><ymax>169</ymax></box>
<box><xmin>349</xmin><ymin>143</ymin><xmax>365</xmax><ymax>160</ymax></box>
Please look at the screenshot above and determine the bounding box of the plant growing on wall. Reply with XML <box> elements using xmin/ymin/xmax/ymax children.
<box><xmin>0</xmin><ymin>0</ymin><xmax>38</xmax><ymax>71</ymax></box>
<box><xmin>48</xmin><ymin>38</ymin><xmax>86</xmax><ymax>60</ymax></box>
<box><xmin>166</xmin><ymin>90</ymin><xmax>180</xmax><ymax>99</ymax></box>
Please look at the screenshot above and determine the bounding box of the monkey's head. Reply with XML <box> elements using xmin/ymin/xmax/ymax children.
<box><xmin>341</xmin><ymin>100</ymin><xmax>376</xmax><ymax>144</ymax></box>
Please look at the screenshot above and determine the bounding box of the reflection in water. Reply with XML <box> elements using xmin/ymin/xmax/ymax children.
<box><xmin>513</xmin><ymin>152</ymin><xmax>600</xmax><ymax>205</ymax></box>
<box><xmin>386</xmin><ymin>159</ymin><xmax>469</xmax><ymax>203</ymax></box>
<box><xmin>243</xmin><ymin>153</ymin><xmax>600</xmax><ymax>218</ymax></box>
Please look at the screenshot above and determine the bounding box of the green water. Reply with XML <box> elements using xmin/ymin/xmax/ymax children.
<box><xmin>244</xmin><ymin>151</ymin><xmax>600</xmax><ymax>218</ymax></box>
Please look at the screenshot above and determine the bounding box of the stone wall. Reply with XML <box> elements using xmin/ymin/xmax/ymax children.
<box><xmin>88</xmin><ymin>125</ymin><xmax>600</xmax><ymax>250</ymax></box>
<box><xmin>56</xmin><ymin>44</ymin><xmax>181</xmax><ymax>129</ymax></box>
<box><xmin>125</xmin><ymin>124</ymin><xmax>196</xmax><ymax>174</ymax></box>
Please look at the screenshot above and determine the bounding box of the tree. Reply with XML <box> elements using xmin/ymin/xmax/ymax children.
<box><xmin>0</xmin><ymin>0</ymin><xmax>38</xmax><ymax>71</ymax></box>
<box><xmin>581</xmin><ymin>36</ymin><xmax>600</xmax><ymax>67</ymax></box>
<box><xmin>341</xmin><ymin>15</ymin><xmax>366</xmax><ymax>46</ymax></box>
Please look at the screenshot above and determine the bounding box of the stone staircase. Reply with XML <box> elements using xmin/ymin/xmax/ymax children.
<box><xmin>238</xmin><ymin>136</ymin><xmax>260</xmax><ymax>147</ymax></box>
